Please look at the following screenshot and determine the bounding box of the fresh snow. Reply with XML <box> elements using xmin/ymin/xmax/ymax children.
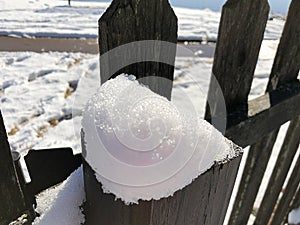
<box><xmin>82</xmin><ymin>74</ymin><xmax>241</xmax><ymax>204</ymax></box>
<box><xmin>0</xmin><ymin>51</ymin><xmax>98</xmax><ymax>155</ymax></box>
<box><xmin>32</xmin><ymin>167</ymin><xmax>85</xmax><ymax>225</ymax></box>
<box><xmin>0</xmin><ymin>0</ymin><xmax>285</xmax><ymax>41</ymax></box>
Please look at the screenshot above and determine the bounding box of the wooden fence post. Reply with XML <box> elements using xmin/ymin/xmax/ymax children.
<box><xmin>266</xmin><ymin>0</ymin><xmax>300</xmax><ymax>91</ymax></box>
<box><xmin>0</xmin><ymin>110</ymin><xmax>28</xmax><ymax>225</ymax></box>
<box><xmin>82</xmin><ymin>0</ymin><xmax>242</xmax><ymax>224</ymax></box>
<box><xmin>82</xmin><ymin>153</ymin><xmax>242</xmax><ymax>225</ymax></box>
<box><xmin>204</xmin><ymin>2</ymin><xmax>269</xmax><ymax>225</ymax></box>
<box><xmin>98</xmin><ymin>0</ymin><xmax>178</xmax><ymax>100</ymax></box>
<box><xmin>205</xmin><ymin>0</ymin><xmax>270</xmax><ymax>122</ymax></box>
<box><xmin>230</xmin><ymin>0</ymin><xmax>300</xmax><ymax>224</ymax></box>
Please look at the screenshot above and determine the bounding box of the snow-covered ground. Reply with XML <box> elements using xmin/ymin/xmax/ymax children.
<box><xmin>1</xmin><ymin>40</ymin><xmax>299</xmax><ymax>224</ymax></box>
<box><xmin>0</xmin><ymin>0</ymin><xmax>285</xmax><ymax>41</ymax></box>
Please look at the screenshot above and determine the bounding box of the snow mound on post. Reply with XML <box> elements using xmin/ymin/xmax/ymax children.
<box><xmin>82</xmin><ymin>74</ymin><xmax>241</xmax><ymax>204</ymax></box>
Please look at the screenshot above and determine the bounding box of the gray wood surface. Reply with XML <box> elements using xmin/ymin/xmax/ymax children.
<box><xmin>0</xmin><ymin>111</ymin><xmax>27</xmax><ymax>225</ymax></box>
<box><xmin>205</xmin><ymin>2</ymin><xmax>271</xmax><ymax>223</ymax></box>
<box><xmin>254</xmin><ymin>116</ymin><xmax>300</xmax><ymax>225</ymax></box>
<box><xmin>229</xmin><ymin>0</ymin><xmax>300</xmax><ymax>223</ymax></box>
<box><xmin>98</xmin><ymin>0</ymin><xmax>178</xmax><ymax>100</ymax></box>
<box><xmin>267</xmin><ymin>0</ymin><xmax>300</xmax><ymax>91</ymax></box>
<box><xmin>226</xmin><ymin>81</ymin><xmax>300</xmax><ymax>147</ymax></box>
<box><xmin>228</xmin><ymin>130</ymin><xmax>278</xmax><ymax>225</ymax></box>
<box><xmin>205</xmin><ymin>0</ymin><xmax>269</xmax><ymax>123</ymax></box>
<box><xmin>291</xmin><ymin>188</ymin><xmax>300</xmax><ymax>213</ymax></box>
<box><xmin>83</xmin><ymin>155</ymin><xmax>242</xmax><ymax>225</ymax></box>
<box><xmin>269</xmin><ymin>153</ymin><xmax>300</xmax><ymax>225</ymax></box>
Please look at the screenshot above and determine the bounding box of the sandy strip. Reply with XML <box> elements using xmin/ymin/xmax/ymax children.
<box><xmin>0</xmin><ymin>36</ymin><xmax>99</xmax><ymax>54</ymax></box>
<box><xmin>0</xmin><ymin>36</ymin><xmax>215</xmax><ymax>57</ymax></box>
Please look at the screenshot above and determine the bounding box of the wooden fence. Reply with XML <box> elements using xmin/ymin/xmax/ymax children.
<box><xmin>83</xmin><ymin>0</ymin><xmax>240</xmax><ymax>224</ymax></box>
<box><xmin>0</xmin><ymin>0</ymin><xmax>299</xmax><ymax>224</ymax></box>
<box><xmin>222</xmin><ymin>0</ymin><xmax>300</xmax><ymax>225</ymax></box>
<box><xmin>84</xmin><ymin>0</ymin><xmax>300</xmax><ymax>225</ymax></box>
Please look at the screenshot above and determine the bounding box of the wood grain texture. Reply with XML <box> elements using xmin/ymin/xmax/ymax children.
<box><xmin>269</xmin><ymin>153</ymin><xmax>300</xmax><ymax>225</ymax></box>
<box><xmin>83</xmin><ymin>155</ymin><xmax>242</xmax><ymax>225</ymax></box>
<box><xmin>229</xmin><ymin>0</ymin><xmax>300</xmax><ymax>223</ymax></box>
<box><xmin>291</xmin><ymin>188</ymin><xmax>300</xmax><ymax>213</ymax></box>
<box><xmin>254</xmin><ymin>116</ymin><xmax>300</xmax><ymax>225</ymax></box>
<box><xmin>98</xmin><ymin>0</ymin><xmax>178</xmax><ymax>100</ymax></box>
<box><xmin>267</xmin><ymin>0</ymin><xmax>300</xmax><ymax>91</ymax></box>
<box><xmin>83</xmin><ymin>160</ymin><xmax>152</xmax><ymax>225</ymax></box>
<box><xmin>228</xmin><ymin>130</ymin><xmax>278</xmax><ymax>225</ymax></box>
<box><xmin>205</xmin><ymin>0</ymin><xmax>269</xmax><ymax>122</ymax></box>
<box><xmin>0</xmin><ymin>111</ymin><xmax>27</xmax><ymax>225</ymax></box>
<box><xmin>225</xmin><ymin>81</ymin><xmax>300</xmax><ymax>147</ymax></box>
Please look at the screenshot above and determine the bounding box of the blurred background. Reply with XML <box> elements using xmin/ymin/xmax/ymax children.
<box><xmin>72</xmin><ymin>0</ymin><xmax>292</xmax><ymax>14</ymax></box>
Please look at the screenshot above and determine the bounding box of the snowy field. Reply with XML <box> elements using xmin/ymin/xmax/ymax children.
<box><xmin>0</xmin><ymin>0</ymin><xmax>285</xmax><ymax>41</ymax></box>
<box><xmin>1</xmin><ymin>40</ymin><xmax>282</xmax><ymax>155</ymax></box>
<box><xmin>1</xmin><ymin>40</ymin><xmax>299</xmax><ymax>224</ymax></box>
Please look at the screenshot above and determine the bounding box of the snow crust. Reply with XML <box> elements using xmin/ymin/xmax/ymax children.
<box><xmin>82</xmin><ymin>75</ymin><xmax>241</xmax><ymax>204</ymax></box>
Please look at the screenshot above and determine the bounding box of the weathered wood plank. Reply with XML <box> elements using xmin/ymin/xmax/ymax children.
<box><xmin>225</xmin><ymin>81</ymin><xmax>300</xmax><ymax>148</ymax></box>
<box><xmin>228</xmin><ymin>130</ymin><xmax>278</xmax><ymax>225</ymax></box>
<box><xmin>83</xmin><ymin>156</ymin><xmax>242</xmax><ymax>225</ymax></box>
<box><xmin>269</xmin><ymin>153</ymin><xmax>300</xmax><ymax>225</ymax></box>
<box><xmin>290</xmin><ymin>188</ymin><xmax>300</xmax><ymax>213</ymax></box>
<box><xmin>267</xmin><ymin>0</ymin><xmax>300</xmax><ymax>90</ymax></box>
<box><xmin>254</xmin><ymin>116</ymin><xmax>300</xmax><ymax>225</ymax></box>
<box><xmin>98</xmin><ymin>0</ymin><xmax>178</xmax><ymax>100</ymax></box>
<box><xmin>230</xmin><ymin>1</ymin><xmax>300</xmax><ymax>222</ymax></box>
<box><xmin>83</xmin><ymin>160</ymin><xmax>152</xmax><ymax>225</ymax></box>
<box><xmin>151</xmin><ymin>155</ymin><xmax>242</xmax><ymax>225</ymax></box>
<box><xmin>24</xmin><ymin>148</ymin><xmax>82</xmax><ymax>198</ymax></box>
<box><xmin>0</xmin><ymin>110</ymin><xmax>27</xmax><ymax>225</ymax></box>
<box><xmin>205</xmin><ymin>0</ymin><xmax>269</xmax><ymax>122</ymax></box>
<box><xmin>205</xmin><ymin>2</ymin><xmax>271</xmax><ymax>221</ymax></box>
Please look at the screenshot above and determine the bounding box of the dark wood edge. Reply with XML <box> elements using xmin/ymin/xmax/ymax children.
<box><xmin>226</xmin><ymin>80</ymin><xmax>300</xmax><ymax>147</ymax></box>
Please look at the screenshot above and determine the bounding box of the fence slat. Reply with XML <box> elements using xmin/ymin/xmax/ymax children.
<box><xmin>254</xmin><ymin>116</ymin><xmax>300</xmax><ymax>225</ymax></box>
<box><xmin>24</xmin><ymin>148</ymin><xmax>82</xmax><ymax>199</ymax></box>
<box><xmin>205</xmin><ymin>0</ymin><xmax>269</xmax><ymax>123</ymax></box>
<box><xmin>229</xmin><ymin>0</ymin><xmax>300</xmax><ymax>223</ymax></box>
<box><xmin>228</xmin><ymin>130</ymin><xmax>279</xmax><ymax>225</ymax></box>
<box><xmin>267</xmin><ymin>0</ymin><xmax>300</xmax><ymax>90</ymax></box>
<box><xmin>98</xmin><ymin>0</ymin><xmax>178</xmax><ymax>100</ymax></box>
<box><xmin>204</xmin><ymin>2</ymin><xmax>271</xmax><ymax>221</ymax></box>
<box><xmin>226</xmin><ymin>81</ymin><xmax>300</xmax><ymax>147</ymax></box>
<box><xmin>290</xmin><ymin>187</ymin><xmax>300</xmax><ymax>214</ymax></box>
<box><xmin>269</xmin><ymin>153</ymin><xmax>300</xmax><ymax>225</ymax></box>
<box><xmin>0</xmin><ymin>110</ymin><xmax>27</xmax><ymax>224</ymax></box>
